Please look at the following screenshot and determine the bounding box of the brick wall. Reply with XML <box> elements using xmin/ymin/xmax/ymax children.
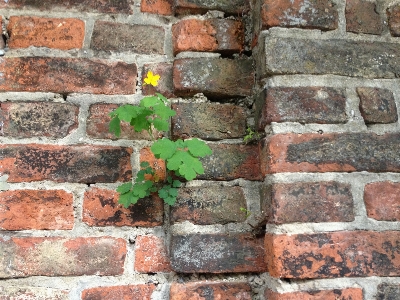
<box><xmin>0</xmin><ymin>1</ymin><xmax>399</xmax><ymax>299</ymax></box>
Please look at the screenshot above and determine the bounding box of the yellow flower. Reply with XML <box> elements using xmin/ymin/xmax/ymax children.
<box><xmin>143</xmin><ymin>71</ymin><xmax>160</xmax><ymax>87</ymax></box>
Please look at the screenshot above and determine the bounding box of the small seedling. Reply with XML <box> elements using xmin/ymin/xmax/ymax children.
<box><xmin>240</xmin><ymin>207</ymin><xmax>251</xmax><ymax>218</ymax></box>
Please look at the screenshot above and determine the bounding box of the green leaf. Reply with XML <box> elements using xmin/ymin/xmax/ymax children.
<box><xmin>109</xmin><ymin>116</ymin><xmax>121</xmax><ymax>137</ymax></box>
<box><xmin>153</xmin><ymin>103</ymin><xmax>176</xmax><ymax>120</ymax></box>
<box><xmin>185</xmin><ymin>138</ymin><xmax>212</xmax><ymax>157</ymax></box>
<box><xmin>140</xmin><ymin>161</ymin><xmax>150</xmax><ymax>168</ymax></box>
<box><xmin>151</xmin><ymin>138</ymin><xmax>177</xmax><ymax>159</ymax></box>
<box><xmin>131</xmin><ymin>114</ymin><xmax>151</xmax><ymax>132</ymax></box>
<box><xmin>113</xmin><ymin>105</ymin><xmax>140</xmax><ymax>122</ymax></box>
<box><xmin>163</xmin><ymin>196</ymin><xmax>176</xmax><ymax>206</ymax></box>
<box><xmin>132</xmin><ymin>180</ymin><xmax>153</xmax><ymax>198</ymax></box>
<box><xmin>169</xmin><ymin>187</ymin><xmax>178</xmax><ymax>197</ymax></box>
<box><xmin>119</xmin><ymin>192</ymin><xmax>140</xmax><ymax>208</ymax></box>
<box><xmin>166</xmin><ymin>151</ymin><xmax>204</xmax><ymax>180</ymax></box>
<box><xmin>156</xmin><ymin>93</ymin><xmax>168</xmax><ymax>103</ymax></box>
<box><xmin>172</xmin><ymin>180</ymin><xmax>181</xmax><ymax>188</ymax></box>
<box><xmin>116</xmin><ymin>182</ymin><xmax>132</xmax><ymax>194</ymax></box>
<box><xmin>152</xmin><ymin>117</ymin><xmax>169</xmax><ymax>131</ymax></box>
<box><xmin>141</xmin><ymin>96</ymin><xmax>160</xmax><ymax>107</ymax></box>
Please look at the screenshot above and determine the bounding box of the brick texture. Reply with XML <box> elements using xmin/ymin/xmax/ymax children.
<box><xmin>174</xmin><ymin>0</ymin><xmax>249</xmax><ymax>16</ymax></box>
<box><xmin>364</xmin><ymin>181</ymin><xmax>400</xmax><ymax>221</ymax></box>
<box><xmin>346</xmin><ymin>0</ymin><xmax>383</xmax><ymax>35</ymax></box>
<box><xmin>142</xmin><ymin>63</ymin><xmax>175</xmax><ymax>98</ymax></box>
<box><xmin>0</xmin><ymin>237</ymin><xmax>126</xmax><ymax>278</ymax></box>
<box><xmin>0</xmin><ymin>287</ymin><xmax>69</xmax><ymax>300</ymax></box>
<box><xmin>265</xmin><ymin>231</ymin><xmax>400</xmax><ymax>278</ymax></box>
<box><xmin>7</xmin><ymin>16</ymin><xmax>85</xmax><ymax>50</ymax></box>
<box><xmin>140</xmin><ymin>0</ymin><xmax>173</xmax><ymax>15</ymax></box>
<box><xmin>134</xmin><ymin>235</ymin><xmax>171</xmax><ymax>272</ymax></box>
<box><xmin>81</xmin><ymin>285</ymin><xmax>156</xmax><ymax>300</ymax></box>
<box><xmin>377</xmin><ymin>283</ymin><xmax>400</xmax><ymax>300</ymax></box>
<box><xmin>388</xmin><ymin>5</ymin><xmax>400</xmax><ymax>36</ymax></box>
<box><xmin>265</xmin><ymin>288</ymin><xmax>363</xmax><ymax>300</ymax></box>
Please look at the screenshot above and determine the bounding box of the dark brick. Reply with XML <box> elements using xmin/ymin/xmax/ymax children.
<box><xmin>0</xmin><ymin>144</ymin><xmax>132</xmax><ymax>183</ymax></box>
<box><xmin>264</xmin><ymin>37</ymin><xmax>400</xmax><ymax>79</ymax></box>
<box><xmin>140</xmin><ymin>0</ymin><xmax>173</xmax><ymax>15</ymax></box>
<box><xmin>91</xmin><ymin>21</ymin><xmax>164</xmax><ymax>55</ymax></box>
<box><xmin>170</xmin><ymin>282</ymin><xmax>252</xmax><ymax>300</ymax></box>
<box><xmin>262</xmin><ymin>133</ymin><xmax>400</xmax><ymax>174</ymax></box>
<box><xmin>0</xmin><ymin>287</ymin><xmax>69</xmax><ymax>300</ymax></box>
<box><xmin>377</xmin><ymin>283</ymin><xmax>400</xmax><ymax>300</ymax></box>
<box><xmin>256</xmin><ymin>87</ymin><xmax>347</xmax><ymax>129</ymax></box>
<box><xmin>83</xmin><ymin>187</ymin><xmax>163</xmax><ymax>227</ymax></box>
<box><xmin>82</xmin><ymin>285</ymin><xmax>156</xmax><ymax>300</ymax></box>
<box><xmin>172</xmin><ymin>103</ymin><xmax>246</xmax><ymax>140</ymax></box>
<box><xmin>364</xmin><ymin>181</ymin><xmax>400</xmax><ymax>221</ymax></box>
<box><xmin>356</xmin><ymin>88</ymin><xmax>398</xmax><ymax>124</ymax></box>
<box><xmin>1</xmin><ymin>101</ymin><xmax>78</xmax><ymax>138</ymax></box>
<box><xmin>172</xmin><ymin>18</ymin><xmax>244</xmax><ymax>55</ymax></box>
<box><xmin>0</xmin><ymin>237</ymin><xmax>126</xmax><ymax>278</ymax></box>
<box><xmin>346</xmin><ymin>0</ymin><xmax>383</xmax><ymax>35</ymax></box>
<box><xmin>173</xmin><ymin>58</ymin><xmax>254</xmax><ymax>99</ymax></box>
<box><xmin>0</xmin><ymin>57</ymin><xmax>137</xmax><ymax>95</ymax></box>
<box><xmin>0</xmin><ymin>0</ymin><xmax>133</xmax><ymax>14</ymax></box>
<box><xmin>265</xmin><ymin>288</ymin><xmax>363</xmax><ymax>300</ymax></box>
<box><xmin>261</xmin><ymin>182</ymin><xmax>354</xmax><ymax>224</ymax></box>
<box><xmin>199</xmin><ymin>144</ymin><xmax>262</xmax><ymax>181</ymax></box>
<box><xmin>174</xmin><ymin>0</ymin><xmax>249</xmax><ymax>16</ymax></box>
<box><xmin>142</xmin><ymin>63</ymin><xmax>175</xmax><ymax>98</ymax></box>
<box><xmin>387</xmin><ymin>5</ymin><xmax>400</xmax><ymax>37</ymax></box>
<box><xmin>171</xmin><ymin>186</ymin><xmax>247</xmax><ymax>225</ymax></box>
<box><xmin>170</xmin><ymin>233</ymin><xmax>266</xmax><ymax>273</ymax></box>
<box><xmin>261</xmin><ymin>0</ymin><xmax>338</xmax><ymax>31</ymax></box>
<box><xmin>265</xmin><ymin>231</ymin><xmax>400</xmax><ymax>278</ymax></box>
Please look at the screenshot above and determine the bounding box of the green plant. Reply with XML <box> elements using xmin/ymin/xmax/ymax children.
<box><xmin>109</xmin><ymin>71</ymin><xmax>212</xmax><ymax>207</ymax></box>
<box><xmin>240</xmin><ymin>207</ymin><xmax>251</xmax><ymax>218</ymax></box>
<box><xmin>243</xmin><ymin>127</ymin><xmax>263</xmax><ymax>144</ymax></box>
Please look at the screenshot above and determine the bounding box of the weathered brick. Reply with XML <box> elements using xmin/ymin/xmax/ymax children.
<box><xmin>199</xmin><ymin>143</ymin><xmax>262</xmax><ymax>181</ymax></box>
<box><xmin>142</xmin><ymin>63</ymin><xmax>175</xmax><ymax>98</ymax></box>
<box><xmin>356</xmin><ymin>87</ymin><xmax>398</xmax><ymax>124</ymax></box>
<box><xmin>265</xmin><ymin>231</ymin><xmax>400</xmax><ymax>278</ymax></box>
<box><xmin>171</xmin><ymin>186</ymin><xmax>247</xmax><ymax>225</ymax></box>
<box><xmin>170</xmin><ymin>282</ymin><xmax>252</xmax><ymax>300</ymax></box>
<box><xmin>387</xmin><ymin>5</ymin><xmax>400</xmax><ymax>36</ymax></box>
<box><xmin>0</xmin><ymin>57</ymin><xmax>137</xmax><ymax>95</ymax></box>
<box><xmin>256</xmin><ymin>87</ymin><xmax>347</xmax><ymax>129</ymax></box>
<box><xmin>172</xmin><ymin>18</ymin><xmax>244</xmax><ymax>55</ymax></box>
<box><xmin>0</xmin><ymin>237</ymin><xmax>126</xmax><ymax>278</ymax></box>
<box><xmin>265</xmin><ymin>288</ymin><xmax>363</xmax><ymax>300</ymax></box>
<box><xmin>172</xmin><ymin>103</ymin><xmax>246</xmax><ymax>140</ymax></box>
<box><xmin>174</xmin><ymin>0</ymin><xmax>249</xmax><ymax>16</ymax></box>
<box><xmin>173</xmin><ymin>58</ymin><xmax>254</xmax><ymax>99</ymax></box>
<box><xmin>0</xmin><ymin>286</ymin><xmax>69</xmax><ymax>300</ymax></box>
<box><xmin>0</xmin><ymin>190</ymin><xmax>74</xmax><ymax>230</ymax></box>
<box><xmin>170</xmin><ymin>233</ymin><xmax>266</xmax><ymax>273</ymax></box>
<box><xmin>83</xmin><ymin>187</ymin><xmax>163</xmax><ymax>227</ymax></box>
<box><xmin>1</xmin><ymin>101</ymin><xmax>78</xmax><ymax>138</ymax></box>
<box><xmin>261</xmin><ymin>0</ymin><xmax>338</xmax><ymax>31</ymax></box>
<box><xmin>141</xmin><ymin>0</ymin><xmax>173</xmax><ymax>15</ymax></box>
<box><xmin>261</xmin><ymin>182</ymin><xmax>354</xmax><ymax>224</ymax></box>
<box><xmin>262</xmin><ymin>133</ymin><xmax>400</xmax><ymax>174</ymax></box>
<box><xmin>0</xmin><ymin>144</ymin><xmax>132</xmax><ymax>183</ymax></box>
<box><xmin>81</xmin><ymin>284</ymin><xmax>156</xmax><ymax>300</ymax></box>
<box><xmin>86</xmin><ymin>103</ymin><xmax>155</xmax><ymax>140</ymax></box>
<box><xmin>140</xmin><ymin>147</ymin><xmax>166</xmax><ymax>182</ymax></box>
<box><xmin>364</xmin><ymin>181</ymin><xmax>400</xmax><ymax>221</ymax></box>
<box><xmin>7</xmin><ymin>16</ymin><xmax>84</xmax><ymax>50</ymax></box>
<box><xmin>346</xmin><ymin>0</ymin><xmax>383</xmax><ymax>35</ymax></box>
<box><xmin>377</xmin><ymin>283</ymin><xmax>400</xmax><ymax>300</ymax></box>
<box><xmin>91</xmin><ymin>21</ymin><xmax>164</xmax><ymax>55</ymax></box>
<box><xmin>0</xmin><ymin>0</ymin><xmax>133</xmax><ymax>14</ymax></box>
<box><xmin>134</xmin><ymin>235</ymin><xmax>171</xmax><ymax>272</ymax></box>
<box><xmin>264</xmin><ymin>37</ymin><xmax>400</xmax><ymax>79</ymax></box>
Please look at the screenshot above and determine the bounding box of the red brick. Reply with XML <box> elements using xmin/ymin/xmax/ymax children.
<box><xmin>86</xmin><ymin>103</ymin><xmax>156</xmax><ymax>140</ymax></box>
<box><xmin>174</xmin><ymin>0</ymin><xmax>249</xmax><ymax>16</ymax></box>
<box><xmin>1</xmin><ymin>101</ymin><xmax>78</xmax><ymax>138</ymax></box>
<box><xmin>356</xmin><ymin>87</ymin><xmax>398</xmax><ymax>124</ymax></box>
<box><xmin>142</xmin><ymin>63</ymin><xmax>175</xmax><ymax>98</ymax></box>
<box><xmin>0</xmin><ymin>57</ymin><xmax>137</xmax><ymax>95</ymax></box>
<box><xmin>172</xmin><ymin>103</ymin><xmax>246</xmax><ymax>140</ymax></box>
<box><xmin>172</xmin><ymin>18</ymin><xmax>244</xmax><ymax>55</ymax></box>
<box><xmin>134</xmin><ymin>235</ymin><xmax>171</xmax><ymax>272</ymax></box>
<box><xmin>7</xmin><ymin>16</ymin><xmax>84</xmax><ymax>50</ymax></box>
<box><xmin>170</xmin><ymin>233</ymin><xmax>266</xmax><ymax>273</ymax></box>
<box><xmin>261</xmin><ymin>182</ymin><xmax>354</xmax><ymax>224</ymax></box>
<box><xmin>83</xmin><ymin>187</ymin><xmax>163</xmax><ymax>227</ymax></box>
<box><xmin>140</xmin><ymin>0</ymin><xmax>173</xmax><ymax>16</ymax></box>
<box><xmin>0</xmin><ymin>287</ymin><xmax>69</xmax><ymax>299</ymax></box>
<box><xmin>81</xmin><ymin>284</ymin><xmax>156</xmax><ymax>300</ymax></box>
<box><xmin>256</xmin><ymin>87</ymin><xmax>347</xmax><ymax>129</ymax></box>
<box><xmin>0</xmin><ymin>0</ymin><xmax>133</xmax><ymax>14</ymax></box>
<box><xmin>173</xmin><ymin>58</ymin><xmax>254</xmax><ymax>99</ymax></box>
<box><xmin>0</xmin><ymin>237</ymin><xmax>126</xmax><ymax>278</ymax></box>
<box><xmin>91</xmin><ymin>21</ymin><xmax>165</xmax><ymax>54</ymax></box>
<box><xmin>171</xmin><ymin>186</ymin><xmax>247</xmax><ymax>225</ymax></box>
<box><xmin>262</xmin><ymin>133</ymin><xmax>400</xmax><ymax>174</ymax></box>
<box><xmin>364</xmin><ymin>181</ymin><xmax>400</xmax><ymax>221</ymax></box>
<box><xmin>170</xmin><ymin>282</ymin><xmax>252</xmax><ymax>300</ymax></box>
<box><xmin>388</xmin><ymin>5</ymin><xmax>400</xmax><ymax>36</ymax></box>
<box><xmin>140</xmin><ymin>147</ymin><xmax>166</xmax><ymax>182</ymax></box>
<box><xmin>346</xmin><ymin>0</ymin><xmax>383</xmax><ymax>35</ymax></box>
<box><xmin>199</xmin><ymin>143</ymin><xmax>262</xmax><ymax>181</ymax></box>
<box><xmin>265</xmin><ymin>288</ymin><xmax>363</xmax><ymax>300</ymax></box>
<box><xmin>0</xmin><ymin>144</ymin><xmax>132</xmax><ymax>183</ymax></box>
<box><xmin>0</xmin><ymin>189</ymin><xmax>74</xmax><ymax>230</ymax></box>
<box><xmin>261</xmin><ymin>0</ymin><xmax>338</xmax><ymax>31</ymax></box>
<box><xmin>265</xmin><ymin>231</ymin><xmax>400</xmax><ymax>279</ymax></box>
